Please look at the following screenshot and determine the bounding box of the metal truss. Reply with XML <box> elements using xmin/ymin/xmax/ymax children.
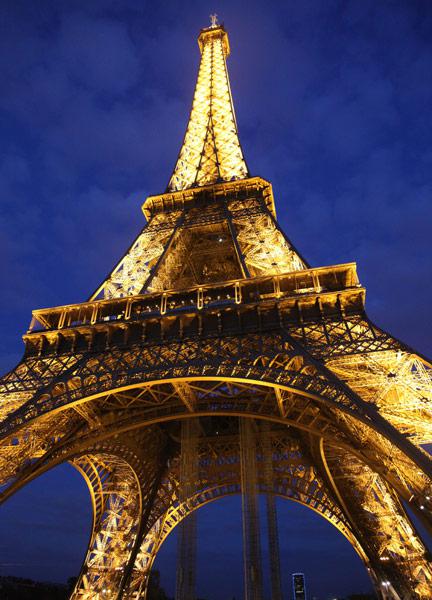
<box><xmin>87</xmin><ymin>182</ymin><xmax>305</xmax><ymax>301</ymax></box>
<box><xmin>240</xmin><ymin>418</ymin><xmax>264</xmax><ymax>600</ymax></box>
<box><xmin>322</xmin><ymin>443</ymin><xmax>432</xmax><ymax>599</ymax></box>
<box><xmin>85</xmin><ymin>187</ymin><xmax>306</xmax><ymax>302</ymax></box>
<box><xmin>1</xmin><ymin>377</ymin><xmax>431</xmax><ymax>598</ymax></box>
<box><xmin>1</xmin><ymin>19</ymin><xmax>432</xmax><ymax>600</ymax></box>
<box><xmin>327</xmin><ymin>350</ymin><xmax>432</xmax><ymax>444</ymax></box>
<box><xmin>229</xmin><ymin>198</ymin><xmax>306</xmax><ymax>275</ymax></box>
<box><xmin>175</xmin><ymin>419</ymin><xmax>199</xmax><ymax>600</ymax></box>
<box><xmin>0</xmin><ymin>331</ymin><xmax>395</xmax><ymax>440</ymax></box>
<box><xmin>71</xmin><ymin>453</ymin><xmax>142</xmax><ymax>599</ymax></box>
<box><xmin>167</xmin><ymin>24</ymin><xmax>248</xmax><ymax>192</ymax></box>
<box><xmin>90</xmin><ymin>211</ymin><xmax>182</xmax><ymax>300</ymax></box>
<box><xmin>1</xmin><ymin>329</ymin><xmax>432</xmax><ymax>520</ymax></box>
<box><xmin>68</xmin><ymin>428</ymin><xmax>170</xmax><ymax>600</ymax></box>
<box><xmin>118</xmin><ymin>427</ymin><xmax>400</xmax><ymax>599</ymax></box>
<box><xmin>260</xmin><ymin>420</ymin><xmax>283</xmax><ymax>600</ymax></box>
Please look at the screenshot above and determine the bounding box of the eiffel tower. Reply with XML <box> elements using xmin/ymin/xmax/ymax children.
<box><xmin>1</xmin><ymin>18</ymin><xmax>432</xmax><ymax>600</ymax></box>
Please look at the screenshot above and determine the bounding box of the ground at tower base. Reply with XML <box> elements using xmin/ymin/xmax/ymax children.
<box><xmin>0</xmin><ymin>573</ymin><xmax>377</xmax><ymax>600</ymax></box>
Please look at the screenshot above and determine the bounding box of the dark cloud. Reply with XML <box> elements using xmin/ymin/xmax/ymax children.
<box><xmin>1</xmin><ymin>0</ymin><xmax>431</xmax><ymax>596</ymax></box>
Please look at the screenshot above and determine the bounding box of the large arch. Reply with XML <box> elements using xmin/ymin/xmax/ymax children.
<box><xmin>1</xmin><ymin>373</ymin><xmax>431</xmax><ymax>528</ymax></box>
<box><xmin>133</xmin><ymin>486</ymin><xmax>369</xmax><ymax>599</ymax></box>
<box><xmin>102</xmin><ymin>422</ymin><xmax>432</xmax><ymax>600</ymax></box>
<box><xmin>124</xmin><ymin>432</ymin><xmax>369</xmax><ymax>600</ymax></box>
<box><xmin>0</xmin><ymin>334</ymin><xmax>432</xmax><ymax>599</ymax></box>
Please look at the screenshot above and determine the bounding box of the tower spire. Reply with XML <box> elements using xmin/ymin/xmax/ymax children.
<box><xmin>167</xmin><ymin>22</ymin><xmax>249</xmax><ymax>191</ymax></box>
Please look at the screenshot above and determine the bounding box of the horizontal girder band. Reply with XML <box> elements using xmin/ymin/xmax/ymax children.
<box><xmin>27</xmin><ymin>263</ymin><xmax>361</xmax><ymax>334</ymax></box>
<box><xmin>142</xmin><ymin>177</ymin><xmax>275</xmax><ymax>219</ymax></box>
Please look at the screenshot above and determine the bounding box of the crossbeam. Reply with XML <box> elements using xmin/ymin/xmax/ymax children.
<box><xmin>143</xmin><ymin>177</ymin><xmax>276</xmax><ymax>219</ymax></box>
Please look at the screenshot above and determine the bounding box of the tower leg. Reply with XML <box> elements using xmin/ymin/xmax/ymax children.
<box><xmin>240</xmin><ymin>418</ymin><xmax>263</xmax><ymax>600</ymax></box>
<box><xmin>323</xmin><ymin>444</ymin><xmax>432</xmax><ymax>599</ymax></box>
<box><xmin>70</xmin><ymin>454</ymin><xmax>143</xmax><ymax>600</ymax></box>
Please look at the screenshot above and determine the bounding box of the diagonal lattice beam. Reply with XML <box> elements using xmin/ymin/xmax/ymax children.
<box><xmin>167</xmin><ymin>24</ymin><xmax>248</xmax><ymax>191</ymax></box>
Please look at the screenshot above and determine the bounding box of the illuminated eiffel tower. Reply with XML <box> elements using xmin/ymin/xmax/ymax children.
<box><xmin>1</xmin><ymin>18</ymin><xmax>432</xmax><ymax>600</ymax></box>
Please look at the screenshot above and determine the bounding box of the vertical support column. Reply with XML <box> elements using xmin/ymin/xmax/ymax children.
<box><xmin>261</xmin><ymin>421</ymin><xmax>283</xmax><ymax>600</ymax></box>
<box><xmin>71</xmin><ymin>454</ymin><xmax>143</xmax><ymax>600</ymax></box>
<box><xmin>175</xmin><ymin>419</ymin><xmax>199</xmax><ymax>600</ymax></box>
<box><xmin>240</xmin><ymin>418</ymin><xmax>263</xmax><ymax>600</ymax></box>
<box><xmin>223</xmin><ymin>201</ymin><xmax>251</xmax><ymax>279</ymax></box>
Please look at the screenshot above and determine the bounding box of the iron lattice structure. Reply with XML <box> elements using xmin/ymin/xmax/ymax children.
<box><xmin>1</xmin><ymin>20</ymin><xmax>432</xmax><ymax>600</ymax></box>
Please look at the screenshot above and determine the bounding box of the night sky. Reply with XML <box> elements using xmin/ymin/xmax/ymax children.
<box><xmin>1</xmin><ymin>1</ymin><xmax>432</xmax><ymax>598</ymax></box>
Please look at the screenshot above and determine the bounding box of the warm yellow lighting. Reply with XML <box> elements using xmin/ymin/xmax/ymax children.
<box><xmin>168</xmin><ymin>25</ymin><xmax>248</xmax><ymax>191</ymax></box>
<box><xmin>1</xmin><ymin>18</ymin><xmax>432</xmax><ymax>600</ymax></box>
<box><xmin>327</xmin><ymin>351</ymin><xmax>432</xmax><ymax>444</ymax></box>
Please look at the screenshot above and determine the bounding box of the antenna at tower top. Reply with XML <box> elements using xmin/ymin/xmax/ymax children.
<box><xmin>210</xmin><ymin>13</ymin><xmax>218</xmax><ymax>28</ymax></box>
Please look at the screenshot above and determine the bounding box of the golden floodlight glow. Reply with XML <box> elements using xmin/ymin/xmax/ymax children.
<box><xmin>1</xmin><ymin>17</ymin><xmax>432</xmax><ymax>600</ymax></box>
<box><xmin>167</xmin><ymin>25</ymin><xmax>249</xmax><ymax>191</ymax></box>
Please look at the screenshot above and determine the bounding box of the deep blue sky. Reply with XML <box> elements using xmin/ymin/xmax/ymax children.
<box><xmin>0</xmin><ymin>0</ymin><xmax>431</xmax><ymax>598</ymax></box>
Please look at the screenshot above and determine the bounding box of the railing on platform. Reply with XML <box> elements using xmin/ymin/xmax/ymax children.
<box><xmin>28</xmin><ymin>263</ymin><xmax>360</xmax><ymax>334</ymax></box>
